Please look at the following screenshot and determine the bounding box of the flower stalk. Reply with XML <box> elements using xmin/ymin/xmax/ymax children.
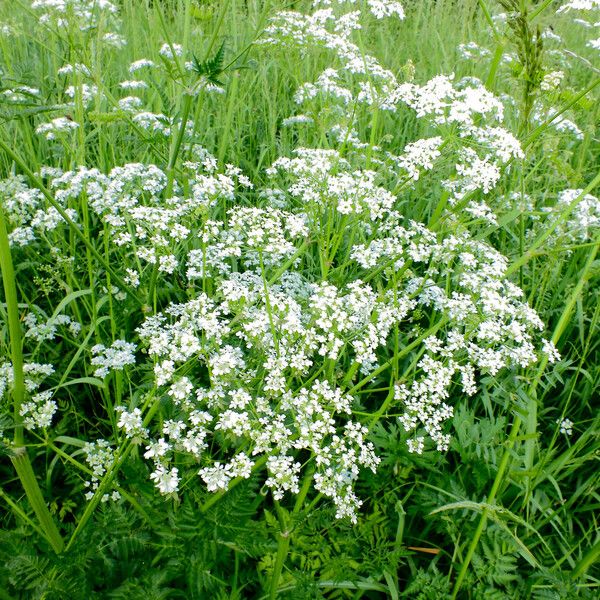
<box><xmin>268</xmin><ymin>467</ymin><xmax>314</xmax><ymax>600</ymax></box>
<box><xmin>0</xmin><ymin>204</ymin><xmax>64</xmax><ymax>554</ymax></box>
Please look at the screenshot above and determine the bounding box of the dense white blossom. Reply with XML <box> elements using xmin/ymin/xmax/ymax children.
<box><xmin>35</xmin><ymin>117</ymin><xmax>79</xmax><ymax>140</ymax></box>
<box><xmin>91</xmin><ymin>340</ymin><xmax>136</xmax><ymax>378</ymax></box>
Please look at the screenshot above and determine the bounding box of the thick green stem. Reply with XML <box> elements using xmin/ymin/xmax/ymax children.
<box><xmin>0</xmin><ymin>205</ymin><xmax>24</xmax><ymax>446</ymax></box>
<box><xmin>268</xmin><ymin>468</ymin><xmax>313</xmax><ymax>600</ymax></box>
<box><xmin>269</xmin><ymin>505</ymin><xmax>292</xmax><ymax>600</ymax></box>
<box><xmin>0</xmin><ymin>204</ymin><xmax>64</xmax><ymax>553</ymax></box>
<box><xmin>11</xmin><ymin>448</ymin><xmax>65</xmax><ymax>554</ymax></box>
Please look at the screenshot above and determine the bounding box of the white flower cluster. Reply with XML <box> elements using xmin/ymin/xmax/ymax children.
<box><xmin>57</xmin><ymin>63</ymin><xmax>91</xmax><ymax>77</ymax></box>
<box><xmin>540</xmin><ymin>70</ymin><xmax>565</xmax><ymax>91</ymax></box>
<box><xmin>31</xmin><ymin>0</ymin><xmax>118</xmax><ymax>30</ymax></box>
<box><xmin>265</xmin><ymin>0</ymin><xmax>523</xmax><ymax>226</ymax></box>
<box><xmin>535</xmin><ymin>188</ymin><xmax>600</xmax><ymax>247</ymax></box>
<box><xmin>71</xmin><ymin>142</ymin><xmax>551</xmax><ymax>520</ymax></box>
<box><xmin>82</xmin><ymin>439</ymin><xmax>121</xmax><ymax>501</ymax></box>
<box><xmin>129</xmin><ymin>59</ymin><xmax>156</xmax><ymax>73</ymax></box>
<box><xmin>0</xmin><ymin>362</ymin><xmax>56</xmax><ymax>430</ymax></box>
<box><xmin>102</xmin><ymin>31</ymin><xmax>126</xmax><ymax>49</ymax></box>
<box><xmin>187</xmin><ymin>207</ymin><xmax>307</xmax><ymax>278</ymax></box>
<box><xmin>65</xmin><ymin>83</ymin><xmax>99</xmax><ymax>105</ymax></box>
<box><xmin>0</xmin><ymin>175</ymin><xmax>78</xmax><ymax>247</ymax></box>
<box><xmin>1</xmin><ymin>86</ymin><xmax>40</xmax><ymax>104</ymax></box>
<box><xmin>312</xmin><ymin>0</ymin><xmax>405</xmax><ymax>20</ymax></box>
<box><xmin>557</xmin><ymin>418</ymin><xmax>574</xmax><ymax>436</ymax></box>
<box><xmin>557</xmin><ymin>0</ymin><xmax>600</xmax><ymax>12</ymax></box>
<box><xmin>121</xmin><ymin>266</ymin><xmax>404</xmax><ymax>520</ymax></box>
<box><xmin>90</xmin><ymin>340</ymin><xmax>136</xmax><ymax>378</ymax></box>
<box><xmin>19</xmin><ymin>390</ymin><xmax>56</xmax><ymax>430</ymax></box>
<box><xmin>14</xmin><ymin>0</ymin><xmax>558</xmax><ymax>524</ymax></box>
<box><xmin>260</xmin><ymin>8</ymin><xmax>396</xmax><ymax>85</ymax></box>
<box><xmin>391</xmin><ymin>76</ymin><xmax>523</xmax><ymax>222</ymax></box>
<box><xmin>532</xmin><ymin>106</ymin><xmax>584</xmax><ymax>140</ymax></box>
<box><xmin>458</xmin><ymin>42</ymin><xmax>491</xmax><ymax>60</ymax></box>
<box><xmin>24</xmin><ymin>311</ymin><xmax>81</xmax><ymax>342</ymax></box>
<box><xmin>45</xmin><ymin>157</ymin><xmax>249</xmax><ymax>281</ymax></box>
<box><xmin>159</xmin><ymin>42</ymin><xmax>183</xmax><ymax>60</ymax></box>
<box><xmin>349</xmin><ymin>219</ymin><xmax>549</xmax><ymax>450</ymax></box>
<box><xmin>396</xmin><ymin>137</ymin><xmax>443</xmax><ymax>181</ymax></box>
<box><xmin>268</xmin><ymin>153</ymin><xmax>396</xmax><ymax>220</ymax></box>
<box><xmin>35</xmin><ymin>117</ymin><xmax>79</xmax><ymax>140</ymax></box>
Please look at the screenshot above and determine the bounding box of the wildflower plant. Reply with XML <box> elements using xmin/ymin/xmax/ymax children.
<box><xmin>0</xmin><ymin>0</ymin><xmax>599</xmax><ymax>597</ymax></box>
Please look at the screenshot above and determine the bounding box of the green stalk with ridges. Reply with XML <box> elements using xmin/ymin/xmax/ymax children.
<box><xmin>0</xmin><ymin>204</ymin><xmax>64</xmax><ymax>554</ymax></box>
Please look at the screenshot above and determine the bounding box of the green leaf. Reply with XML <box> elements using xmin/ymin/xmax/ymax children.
<box><xmin>191</xmin><ymin>41</ymin><xmax>226</xmax><ymax>86</ymax></box>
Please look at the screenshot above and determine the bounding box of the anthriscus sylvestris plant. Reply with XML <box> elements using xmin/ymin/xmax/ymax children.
<box><xmin>3</xmin><ymin>0</ymin><xmax>599</xmax><ymax>597</ymax></box>
<box><xmin>5</xmin><ymin>45</ymin><xmax>555</xmax><ymax>521</ymax></box>
<box><xmin>0</xmin><ymin>0</ymin><xmax>556</xmax><ymax>526</ymax></box>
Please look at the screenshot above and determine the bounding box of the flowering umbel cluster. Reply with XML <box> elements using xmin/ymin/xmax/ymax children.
<box><xmin>0</xmin><ymin>0</ymin><xmax>564</xmax><ymax>523</ymax></box>
<box><xmin>72</xmin><ymin>138</ymin><xmax>553</xmax><ymax>521</ymax></box>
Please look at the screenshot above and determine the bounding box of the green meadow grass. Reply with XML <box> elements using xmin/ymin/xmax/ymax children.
<box><xmin>0</xmin><ymin>0</ymin><xmax>598</xmax><ymax>598</ymax></box>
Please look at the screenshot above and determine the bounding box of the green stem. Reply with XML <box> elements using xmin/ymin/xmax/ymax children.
<box><xmin>572</xmin><ymin>540</ymin><xmax>600</xmax><ymax>580</ymax></box>
<box><xmin>269</xmin><ymin>504</ymin><xmax>292</xmax><ymax>600</ymax></box>
<box><xmin>477</xmin><ymin>0</ymin><xmax>501</xmax><ymax>42</ymax></box>
<box><xmin>268</xmin><ymin>468</ymin><xmax>313</xmax><ymax>600</ymax></box>
<box><xmin>0</xmin><ymin>205</ymin><xmax>64</xmax><ymax>553</ymax></box>
<box><xmin>485</xmin><ymin>43</ymin><xmax>505</xmax><ymax>90</ymax></box>
<box><xmin>166</xmin><ymin>92</ymin><xmax>193</xmax><ymax>196</ymax></box>
<box><xmin>0</xmin><ymin>205</ymin><xmax>25</xmax><ymax>446</ymax></box>
<box><xmin>528</xmin><ymin>0</ymin><xmax>554</xmax><ymax>21</ymax></box>
<box><xmin>11</xmin><ymin>448</ymin><xmax>64</xmax><ymax>553</ymax></box>
<box><xmin>0</xmin><ymin>484</ymin><xmax>47</xmax><ymax>540</ymax></box>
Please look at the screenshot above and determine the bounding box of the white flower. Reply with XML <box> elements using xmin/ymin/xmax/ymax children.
<box><xmin>102</xmin><ymin>32</ymin><xmax>126</xmax><ymax>48</ymax></box>
<box><xmin>541</xmin><ymin>71</ymin><xmax>564</xmax><ymax>91</ymax></box>
<box><xmin>91</xmin><ymin>340</ymin><xmax>136</xmax><ymax>378</ymax></box>
<box><xmin>116</xmin><ymin>406</ymin><xmax>147</xmax><ymax>438</ymax></box>
<box><xmin>557</xmin><ymin>418</ymin><xmax>573</xmax><ymax>436</ymax></box>
<box><xmin>119</xmin><ymin>79</ymin><xmax>148</xmax><ymax>90</ymax></box>
<box><xmin>20</xmin><ymin>390</ymin><xmax>57</xmax><ymax>429</ymax></box>
<box><xmin>35</xmin><ymin>117</ymin><xmax>79</xmax><ymax>140</ymax></box>
<box><xmin>199</xmin><ymin>462</ymin><xmax>232</xmax><ymax>491</ymax></box>
<box><xmin>82</xmin><ymin>439</ymin><xmax>121</xmax><ymax>501</ymax></box>
<box><xmin>557</xmin><ymin>1</ymin><xmax>600</xmax><ymax>12</ymax></box>
<box><xmin>150</xmin><ymin>465</ymin><xmax>180</xmax><ymax>493</ymax></box>
<box><xmin>407</xmin><ymin>436</ymin><xmax>425</xmax><ymax>454</ymax></box>
<box><xmin>542</xmin><ymin>339</ymin><xmax>561</xmax><ymax>363</ymax></box>
<box><xmin>129</xmin><ymin>58</ymin><xmax>156</xmax><ymax>73</ymax></box>
<box><xmin>159</xmin><ymin>42</ymin><xmax>183</xmax><ymax>60</ymax></box>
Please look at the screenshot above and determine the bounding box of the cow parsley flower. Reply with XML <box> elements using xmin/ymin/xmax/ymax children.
<box><xmin>557</xmin><ymin>418</ymin><xmax>574</xmax><ymax>436</ymax></box>
<box><xmin>83</xmin><ymin>439</ymin><xmax>121</xmax><ymax>501</ymax></box>
<box><xmin>91</xmin><ymin>340</ymin><xmax>136</xmax><ymax>378</ymax></box>
<box><xmin>150</xmin><ymin>465</ymin><xmax>180</xmax><ymax>494</ymax></box>
<box><xmin>35</xmin><ymin>117</ymin><xmax>79</xmax><ymax>140</ymax></box>
<box><xmin>20</xmin><ymin>390</ymin><xmax>57</xmax><ymax>429</ymax></box>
